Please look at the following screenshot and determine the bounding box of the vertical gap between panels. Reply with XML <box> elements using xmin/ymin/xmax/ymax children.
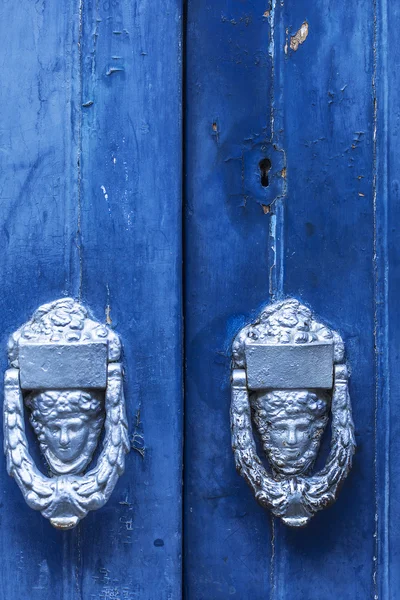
<box><xmin>77</xmin><ymin>0</ymin><xmax>84</xmax><ymax>301</ymax></box>
<box><xmin>373</xmin><ymin>0</ymin><xmax>390</xmax><ymax>596</ymax></box>
<box><xmin>181</xmin><ymin>0</ymin><xmax>188</xmax><ymax>598</ymax></box>
<box><xmin>268</xmin><ymin>0</ymin><xmax>286</xmax><ymax>597</ymax></box>
<box><xmin>62</xmin><ymin>3</ymin><xmax>85</xmax><ymax>599</ymax></box>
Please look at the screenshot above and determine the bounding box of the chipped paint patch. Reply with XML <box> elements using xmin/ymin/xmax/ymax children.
<box><xmin>290</xmin><ymin>21</ymin><xmax>309</xmax><ymax>51</ymax></box>
<box><xmin>106</xmin><ymin>66</ymin><xmax>124</xmax><ymax>76</ymax></box>
<box><xmin>101</xmin><ymin>185</ymin><xmax>112</xmax><ymax>216</ymax></box>
<box><xmin>105</xmin><ymin>284</ymin><xmax>112</xmax><ymax>325</ymax></box>
<box><xmin>100</xmin><ymin>184</ymin><xmax>108</xmax><ymax>200</ymax></box>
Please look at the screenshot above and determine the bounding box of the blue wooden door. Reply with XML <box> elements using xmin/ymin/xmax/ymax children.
<box><xmin>1</xmin><ymin>0</ymin><xmax>398</xmax><ymax>598</ymax></box>
<box><xmin>184</xmin><ymin>0</ymin><xmax>398</xmax><ymax>599</ymax></box>
<box><xmin>0</xmin><ymin>1</ymin><xmax>182</xmax><ymax>598</ymax></box>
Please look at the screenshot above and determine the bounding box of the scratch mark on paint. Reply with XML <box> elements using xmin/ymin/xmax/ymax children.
<box><xmin>270</xmin><ymin>515</ymin><xmax>276</xmax><ymax>600</ymax></box>
<box><xmin>119</xmin><ymin>495</ymin><xmax>133</xmax><ymax>507</ymax></box>
<box><xmin>130</xmin><ymin>407</ymin><xmax>145</xmax><ymax>458</ymax></box>
<box><xmin>284</xmin><ymin>27</ymin><xmax>289</xmax><ymax>54</ymax></box>
<box><xmin>269</xmin><ymin>213</ymin><xmax>277</xmax><ymax>297</ymax></box>
<box><xmin>100</xmin><ymin>185</ymin><xmax>111</xmax><ymax>216</ymax></box>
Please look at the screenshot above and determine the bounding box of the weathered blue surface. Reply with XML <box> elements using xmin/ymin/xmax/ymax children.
<box><xmin>0</xmin><ymin>0</ymin><xmax>398</xmax><ymax>597</ymax></box>
<box><xmin>0</xmin><ymin>1</ymin><xmax>182</xmax><ymax>599</ymax></box>
<box><xmin>184</xmin><ymin>1</ymin><xmax>384</xmax><ymax>599</ymax></box>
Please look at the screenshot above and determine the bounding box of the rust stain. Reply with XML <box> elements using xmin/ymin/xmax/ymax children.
<box><xmin>290</xmin><ymin>21</ymin><xmax>309</xmax><ymax>51</ymax></box>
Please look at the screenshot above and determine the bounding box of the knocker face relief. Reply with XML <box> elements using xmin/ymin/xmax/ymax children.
<box><xmin>25</xmin><ymin>389</ymin><xmax>104</xmax><ymax>475</ymax></box>
<box><xmin>252</xmin><ymin>390</ymin><xmax>330</xmax><ymax>477</ymax></box>
<box><xmin>4</xmin><ymin>298</ymin><xmax>129</xmax><ymax>529</ymax></box>
<box><xmin>230</xmin><ymin>298</ymin><xmax>355</xmax><ymax>527</ymax></box>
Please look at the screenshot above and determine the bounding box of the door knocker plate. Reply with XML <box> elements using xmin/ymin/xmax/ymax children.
<box><xmin>4</xmin><ymin>298</ymin><xmax>129</xmax><ymax>529</ymax></box>
<box><xmin>230</xmin><ymin>298</ymin><xmax>355</xmax><ymax>527</ymax></box>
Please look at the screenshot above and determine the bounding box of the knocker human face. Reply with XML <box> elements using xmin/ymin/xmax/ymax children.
<box><xmin>251</xmin><ymin>390</ymin><xmax>330</xmax><ymax>477</ymax></box>
<box><xmin>25</xmin><ymin>389</ymin><xmax>104</xmax><ymax>476</ymax></box>
<box><xmin>44</xmin><ymin>416</ymin><xmax>90</xmax><ymax>462</ymax></box>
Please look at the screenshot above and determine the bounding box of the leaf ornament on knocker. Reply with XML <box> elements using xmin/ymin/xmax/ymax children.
<box><xmin>4</xmin><ymin>298</ymin><xmax>129</xmax><ymax>529</ymax></box>
<box><xmin>230</xmin><ymin>298</ymin><xmax>355</xmax><ymax>527</ymax></box>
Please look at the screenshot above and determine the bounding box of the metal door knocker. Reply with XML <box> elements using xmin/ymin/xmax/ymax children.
<box><xmin>230</xmin><ymin>298</ymin><xmax>355</xmax><ymax>527</ymax></box>
<box><xmin>4</xmin><ymin>298</ymin><xmax>129</xmax><ymax>529</ymax></box>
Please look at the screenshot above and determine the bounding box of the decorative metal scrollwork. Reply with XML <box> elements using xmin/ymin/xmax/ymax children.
<box><xmin>3</xmin><ymin>298</ymin><xmax>129</xmax><ymax>530</ymax></box>
<box><xmin>230</xmin><ymin>298</ymin><xmax>355</xmax><ymax>527</ymax></box>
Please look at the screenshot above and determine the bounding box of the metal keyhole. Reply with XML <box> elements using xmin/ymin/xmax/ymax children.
<box><xmin>259</xmin><ymin>158</ymin><xmax>272</xmax><ymax>187</ymax></box>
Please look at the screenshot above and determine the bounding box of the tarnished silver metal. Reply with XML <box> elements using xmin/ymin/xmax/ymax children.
<box><xmin>4</xmin><ymin>298</ymin><xmax>129</xmax><ymax>530</ymax></box>
<box><xmin>231</xmin><ymin>298</ymin><xmax>355</xmax><ymax>527</ymax></box>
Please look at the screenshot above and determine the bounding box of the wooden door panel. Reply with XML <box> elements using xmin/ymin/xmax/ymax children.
<box><xmin>184</xmin><ymin>1</ymin><xmax>377</xmax><ymax>598</ymax></box>
<box><xmin>375</xmin><ymin>2</ymin><xmax>400</xmax><ymax>598</ymax></box>
<box><xmin>0</xmin><ymin>2</ymin><xmax>182</xmax><ymax>599</ymax></box>
<box><xmin>275</xmin><ymin>1</ymin><xmax>375</xmax><ymax>598</ymax></box>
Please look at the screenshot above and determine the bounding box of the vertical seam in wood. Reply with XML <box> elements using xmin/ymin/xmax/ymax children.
<box><xmin>268</xmin><ymin>0</ymin><xmax>286</xmax><ymax>304</ymax></box>
<box><xmin>372</xmin><ymin>0</ymin><xmax>379</xmax><ymax>590</ymax></box>
<box><xmin>268</xmin><ymin>1</ymin><xmax>286</xmax><ymax>597</ymax></box>
<box><xmin>269</xmin><ymin>515</ymin><xmax>276</xmax><ymax>600</ymax></box>
<box><xmin>373</xmin><ymin>0</ymin><xmax>390</xmax><ymax>595</ymax></box>
<box><xmin>268</xmin><ymin>3</ymin><xmax>277</xmax><ymax>590</ymax></box>
<box><xmin>62</xmin><ymin>4</ymin><xmax>84</xmax><ymax>599</ymax></box>
<box><xmin>75</xmin><ymin>0</ymin><xmax>84</xmax><ymax>301</ymax></box>
<box><xmin>181</xmin><ymin>0</ymin><xmax>187</xmax><ymax>597</ymax></box>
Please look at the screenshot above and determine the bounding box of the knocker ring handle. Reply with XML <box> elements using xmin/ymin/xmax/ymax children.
<box><xmin>230</xmin><ymin>298</ymin><xmax>355</xmax><ymax>527</ymax></box>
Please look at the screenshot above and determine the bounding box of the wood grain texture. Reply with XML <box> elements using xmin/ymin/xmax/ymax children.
<box><xmin>0</xmin><ymin>1</ymin><xmax>183</xmax><ymax>599</ymax></box>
